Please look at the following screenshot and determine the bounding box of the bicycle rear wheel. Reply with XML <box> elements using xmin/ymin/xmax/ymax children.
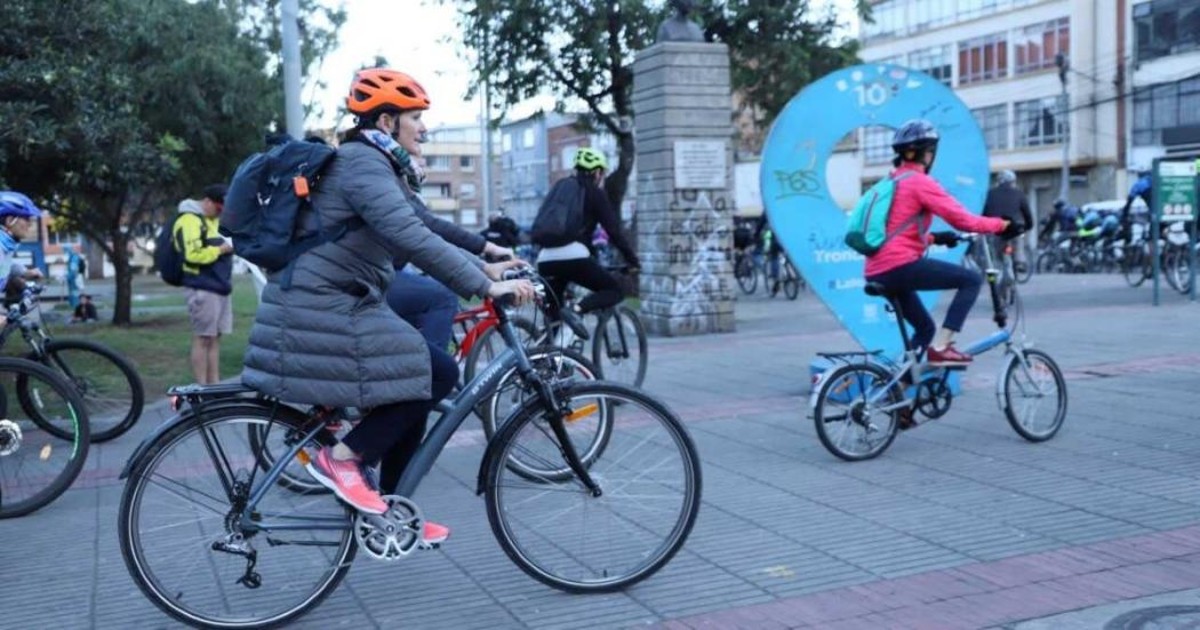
<box><xmin>813</xmin><ymin>362</ymin><xmax>901</xmax><ymax>461</ymax></box>
<box><xmin>119</xmin><ymin>403</ymin><xmax>355</xmax><ymax>629</ymax></box>
<box><xmin>782</xmin><ymin>261</ymin><xmax>801</xmax><ymax>300</ymax></box>
<box><xmin>22</xmin><ymin>338</ymin><xmax>145</xmax><ymax>442</ymax></box>
<box><xmin>0</xmin><ymin>358</ymin><xmax>90</xmax><ymax>518</ymax></box>
<box><xmin>592</xmin><ymin>306</ymin><xmax>648</xmax><ymax>388</ymax></box>
<box><xmin>484</xmin><ymin>381</ymin><xmax>701</xmax><ymax>593</ymax></box>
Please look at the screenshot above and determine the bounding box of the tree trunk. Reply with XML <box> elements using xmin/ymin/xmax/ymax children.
<box><xmin>109</xmin><ymin>229</ymin><xmax>133</xmax><ymax>325</ymax></box>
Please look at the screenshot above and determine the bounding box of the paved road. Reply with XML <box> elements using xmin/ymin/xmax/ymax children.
<box><xmin>3</xmin><ymin>273</ymin><xmax>1199</xmax><ymax>629</ymax></box>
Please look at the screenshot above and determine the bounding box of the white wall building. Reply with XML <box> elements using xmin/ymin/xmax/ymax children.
<box><xmin>1127</xmin><ymin>0</ymin><xmax>1200</xmax><ymax>170</ymax></box>
<box><xmin>860</xmin><ymin>0</ymin><xmax>1126</xmax><ymax>219</ymax></box>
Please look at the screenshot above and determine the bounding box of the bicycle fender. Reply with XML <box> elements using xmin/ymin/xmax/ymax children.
<box><xmin>119</xmin><ymin>410</ymin><xmax>191</xmax><ymax>480</ymax></box>
<box><xmin>118</xmin><ymin>399</ymin><xmax>260</xmax><ymax>479</ymax></box>
<box><xmin>475</xmin><ymin>427</ymin><xmax>509</xmax><ymax>495</ymax></box>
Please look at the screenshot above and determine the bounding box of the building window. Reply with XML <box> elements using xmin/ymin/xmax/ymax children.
<box><xmin>862</xmin><ymin>0</ymin><xmax>903</xmax><ymax>41</ymax></box>
<box><xmin>862</xmin><ymin>126</ymin><xmax>894</xmax><ymax>165</ymax></box>
<box><xmin>1133</xmin><ymin>76</ymin><xmax>1200</xmax><ymax>146</ymax></box>
<box><xmin>502</xmin><ymin>133</ymin><xmax>512</xmax><ymax>152</ymax></box>
<box><xmin>522</xmin><ymin>128</ymin><xmax>535</xmax><ymax>148</ymax></box>
<box><xmin>908</xmin><ymin>44</ymin><xmax>953</xmax><ymax>86</ymax></box>
<box><xmin>972</xmin><ymin>104</ymin><xmax>1009</xmax><ymax>151</ymax></box>
<box><xmin>1015</xmin><ymin>96</ymin><xmax>1067</xmax><ymax>147</ymax></box>
<box><xmin>424</xmin><ymin>183</ymin><xmax>453</xmax><ymax>199</ymax></box>
<box><xmin>460</xmin><ymin>156</ymin><xmax>474</xmax><ymax>170</ymax></box>
<box><xmin>425</xmin><ymin>155</ymin><xmax>451</xmax><ymax>171</ymax></box>
<box><xmin>1135</xmin><ymin>0</ymin><xmax>1200</xmax><ymax>63</ymax></box>
<box><xmin>461</xmin><ymin>208</ymin><xmax>479</xmax><ymax>226</ymax></box>
<box><xmin>1015</xmin><ymin>18</ymin><xmax>1069</xmax><ymax>75</ymax></box>
<box><xmin>958</xmin><ymin>33</ymin><xmax>1008</xmax><ymax>85</ymax></box>
<box><xmin>460</xmin><ymin>183</ymin><xmax>477</xmax><ymax>199</ymax></box>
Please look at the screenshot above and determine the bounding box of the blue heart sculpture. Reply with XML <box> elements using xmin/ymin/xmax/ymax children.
<box><xmin>761</xmin><ymin>63</ymin><xmax>990</xmax><ymax>357</ymax></box>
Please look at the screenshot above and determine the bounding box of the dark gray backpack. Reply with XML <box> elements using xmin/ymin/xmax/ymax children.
<box><xmin>530</xmin><ymin>177</ymin><xmax>586</xmax><ymax>248</ymax></box>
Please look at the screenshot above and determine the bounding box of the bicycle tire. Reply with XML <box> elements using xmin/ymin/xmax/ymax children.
<box><xmin>813</xmin><ymin>362</ymin><xmax>901</xmax><ymax>461</ymax></box>
<box><xmin>247</xmin><ymin>415</ymin><xmax>340</xmax><ymax>496</ymax></box>
<box><xmin>463</xmin><ymin>317</ymin><xmax>538</xmax><ymax>420</ymax></box>
<box><xmin>735</xmin><ymin>254</ymin><xmax>757</xmax><ymax>294</ymax></box>
<box><xmin>483</xmin><ymin>381</ymin><xmax>701</xmax><ymax>593</ymax></box>
<box><xmin>1123</xmin><ymin>246</ymin><xmax>1147</xmax><ymax>287</ymax></box>
<box><xmin>119</xmin><ymin>402</ymin><xmax>356</xmax><ymax>629</ymax></box>
<box><xmin>782</xmin><ymin>262</ymin><xmax>801</xmax><ymax>300</ymax></box>
<box><xmin>592</xmin><ymin>306</ymin><xmax>648</xmax><ymax>388</ymax></box>
<box><xmin>0</xmin><ymin>357</ymin><xmax>90</xmax><ymax>518</ymax></box>
<box><xmin>1002</xmin><ymin>349</ymin><xmax>1067</xmax><ymax>442</ymax></box>
<box><xmin>21</xmin><ymin>338</ymin><xmax>145</xmax><ymax>442</ymax></box>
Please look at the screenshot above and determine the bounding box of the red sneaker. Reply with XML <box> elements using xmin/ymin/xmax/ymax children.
<box><xmin>423</xmin><ymin>521</ymin><xmax>450</xmax><ymax>545</ymax></box>
<box><xmin>306</xmin><ymin>447</ymin><xmax>388</xmax><ymax>514</ymax></box>
<box><xmin>927</xmin><ymin>344</ymin><xmax>973</xmax><ymax>367</ymax></box>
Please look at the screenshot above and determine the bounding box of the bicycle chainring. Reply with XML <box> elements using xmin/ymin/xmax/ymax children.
<box><xmin>0</xmin><ymin>419</ymin><xmax>21</xmax><ymax>456</ymax></box>
<box><xmin>915</xmin><ymin>380</ymin><xmax>953</xmax><ymax>420</ymax></box>
<box><xmin>354</xmin><ymin>495</ymin><xmax>425</xmax><ymax>561</ymax></box>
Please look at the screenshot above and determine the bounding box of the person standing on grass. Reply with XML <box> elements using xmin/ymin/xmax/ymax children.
<box><xmin>176</xmin><ymin>184</ymin><xmax>233</xmax><ymax>384</ymax></box>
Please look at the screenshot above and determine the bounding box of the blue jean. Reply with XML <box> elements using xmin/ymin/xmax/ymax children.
<box><xmin>866</xmin><ymin>258</ymin><xmax>983</xmax><ymax>351</ymax></box>
<box><xmin>386</xmin><ymin>268</ymin><xmax>460</xmax><ymax>351</ymax></box>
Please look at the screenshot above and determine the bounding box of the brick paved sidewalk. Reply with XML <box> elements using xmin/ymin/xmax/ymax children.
<box><xmin>2</xmin><ymin>273</ymin><xmax>1199</xmax><ymax>629</ymax></box>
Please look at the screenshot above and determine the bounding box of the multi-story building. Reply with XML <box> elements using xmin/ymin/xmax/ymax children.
<box><xmin>499</xmin><ymin>112</ymin><xmax>563</xmax><ymax>227</ymax></box>
<box><xmin>500</xmin><ymin>111</ymin><xmax>635</xmax><ymax>226</ymax></box>
<box><xmin>860</xmin><ymin>0</ymin><xmax>1125</xmax><ymax>218</ymax></box>
<box><xmin>422</xmin><ymin>123</ymin><xmax>487</xmax><ymax>229</ymax></box>
<box><xmin>1127</xmin><ymin>0</ymin><xmax>1200</xmax><ymax>169</ymax></box>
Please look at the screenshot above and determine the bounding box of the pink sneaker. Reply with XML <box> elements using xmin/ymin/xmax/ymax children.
<box><xmin>423</xmin><ymin>521</ymin><xmax>450</xmax><ymax>545</ymax></box>
<box><xmin>307</xmin><ymin>447</ymin><xmax>388</xmax><ymax>514</ymax></box>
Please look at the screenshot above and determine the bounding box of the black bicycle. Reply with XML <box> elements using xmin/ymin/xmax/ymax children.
<box><xmin>118</xmin><ymin>270</ymin><xmax>701</xmax><ymax>629</ymax></box>
<box><xmin>0</xmin><ymin>356</ymin><xmax>91</xmax><ymax>518</ymax></box>
<box><xmin>3</xmin><ymin>283</ymin><xmax>144</xmax><ymax>442</ymax></box>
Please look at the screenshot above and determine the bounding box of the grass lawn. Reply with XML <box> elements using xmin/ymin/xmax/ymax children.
<box><xmin>13</xmin><ymin>276</ymin><xmax>259</xmax><ymax>399</ymax></box>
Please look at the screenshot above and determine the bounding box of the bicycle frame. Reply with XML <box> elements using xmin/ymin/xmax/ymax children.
<box><xmin>452</xmin><ymin>299</ymin><xmax>501</xmax><ymax>363</ymax></box>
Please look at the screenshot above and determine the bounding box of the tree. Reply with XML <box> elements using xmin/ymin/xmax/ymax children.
<box><xmin>698</xmin><ymin>0</ymin><xmax>866</xmax><ymax>153</ymax></box>
<box><xmin>444</xmin><ymin>0</ymin><xmax>866</xmax><ymax>212</ymax></box>
<box><xmin>0</xmin><ymin>0</ymin><xmax>343</xmax><ymax>324</ymax></box>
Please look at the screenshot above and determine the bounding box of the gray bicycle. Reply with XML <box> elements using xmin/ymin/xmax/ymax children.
<box><xmin>117</xmin><ymin>270</ymin><xmax>702</xmax><ymax>629</ymax></box>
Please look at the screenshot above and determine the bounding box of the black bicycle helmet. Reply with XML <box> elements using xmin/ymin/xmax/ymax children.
<box><xmin>891</xmin><ymin>119</ymin><xmax>940</xmax><ymax>152</ymax></box>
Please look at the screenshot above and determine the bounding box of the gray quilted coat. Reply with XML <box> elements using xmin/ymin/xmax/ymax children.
<box><xmin>242</xmin><ymin>140</ymin><xmax>492</xmax><ymax>408</ymax></box>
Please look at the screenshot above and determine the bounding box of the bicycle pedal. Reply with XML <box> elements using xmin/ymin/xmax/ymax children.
<box><xmin>417</xmin><ymin>540</ymin><xmax>442</xmax><ymax>551</ymax></box>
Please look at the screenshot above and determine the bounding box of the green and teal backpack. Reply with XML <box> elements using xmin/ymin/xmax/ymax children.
<box><xmin>844</xmin><ymin>172</ymin><xmax>916</xmax><ymax>256</ymax></box>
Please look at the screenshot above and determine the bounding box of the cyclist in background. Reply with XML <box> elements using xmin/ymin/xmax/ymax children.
<box><xmin>536</xmin><ymin>147</ymin><xmax>640</xmax><ymax>320</ymax></box>
<box><xmin>0</xmin><ymin>192</ymin><xmax>46</xmax><ymax>318</ymax></box>
<box><xmin>1121</xmin><ymin>168</ymin><xmax>1152</xmax><ymax>238</ymax></box>
<box><xmin>982</xmin><ymin>170</ymin><xmax>1033</xmax><ymax>272</ymax></box>
<box><xmin>753</xmin><ymin>214</ymin><xmax>784</xmax><ymax>295</ymax></box>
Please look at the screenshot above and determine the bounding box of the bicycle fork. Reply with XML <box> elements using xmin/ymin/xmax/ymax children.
<box><xmin>533</xmin><ymin>378</ymin><xmax>602</xmax><ymax>497</ymax></box>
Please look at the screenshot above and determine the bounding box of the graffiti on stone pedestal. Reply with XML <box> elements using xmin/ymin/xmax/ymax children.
<box><xmin>645</xmin><ymin>188</ymin><xmax>734</xmax><ymax>333</ymax></box>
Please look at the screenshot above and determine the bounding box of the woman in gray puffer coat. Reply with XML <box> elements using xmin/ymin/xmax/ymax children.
<box><xmin>243</xmin><ymin>68</ymin><xmax>534</xmax><ymax>541</ymax></box>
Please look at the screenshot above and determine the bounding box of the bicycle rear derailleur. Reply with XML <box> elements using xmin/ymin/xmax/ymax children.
<box><xmin>354</xmin><ymin>495</ymin><xmax>435</xmax><ymax>561</ymax></box>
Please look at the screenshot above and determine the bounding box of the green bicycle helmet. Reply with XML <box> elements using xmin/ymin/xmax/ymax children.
<box><xmin>573</xmin><ymin>147</ymin><xmax>608</xmax><ymax>172</ymax></box>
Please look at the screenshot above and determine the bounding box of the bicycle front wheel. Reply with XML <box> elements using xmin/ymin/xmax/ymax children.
<box><xmin>735</xmin><ymin>255</ymin><xmax>757</xmax><ymax>294</ymax></box>
<box><xmin>1002</xmin><ymin>349</ymin><xmax>1067</xmax><ymax>442</ymax></box>
<box><xmin>23</xmin><ymin>338</ymin><xmax>145</xmax><ymax>442</ymax></box>
<box><xmin>782</xmin><ymin>261</ymin><xmax>801</xmax><ymax>300</ymax></box>
<box><xmin>0</xmin><ymin>358</ymin><xmax>90</xmax><ymax>518</ymax></box>
<box><xmin>592</xmin><ymin>306</ymin><xmax>648</xmax><ymax>388</ymax></box>
<box><xmin>119</xmin><ymin>403</ymin><xmax>354</xmax><ymax>629</ymax></box>
<box><xmin>484</xmin><ymin>381</ymin><xmax>701</xmax><ymax>593</ymax></box>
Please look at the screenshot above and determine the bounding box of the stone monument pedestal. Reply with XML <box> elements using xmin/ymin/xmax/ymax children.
<box><xmin>633</xmin><ymin>42</ymin><xmax>736</xmax><ymax>336</ymax></box>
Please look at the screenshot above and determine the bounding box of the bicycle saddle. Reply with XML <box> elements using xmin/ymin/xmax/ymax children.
<box><xmin>863</xmin><ymin>281</ymin><xmax>892</xmax><ymax>297</ymax></box>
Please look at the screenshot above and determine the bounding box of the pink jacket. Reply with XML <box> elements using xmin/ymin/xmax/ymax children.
<box><xmin>864</xmin><ymin>163</ymin><xmax>1007</xmax><ymax>277</ymax></box>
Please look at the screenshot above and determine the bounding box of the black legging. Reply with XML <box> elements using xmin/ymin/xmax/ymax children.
<box><xmin>340</xmin><ymin>341</ymin><xmax>459</xmax><ymax>494</ymax></box>
<box><xmin>537</xmin><ymin>257</ymin><xmax>623</xmax><ymax>318</ymax></box>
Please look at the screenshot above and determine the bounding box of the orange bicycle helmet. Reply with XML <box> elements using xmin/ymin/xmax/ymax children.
<box><xmin>346</xmin><ymin>68</ymin><xmax>430</xmax><ymax>116</ymax></box>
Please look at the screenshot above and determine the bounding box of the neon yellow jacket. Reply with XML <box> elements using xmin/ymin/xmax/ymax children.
<box><xmin>173</xmin><ymin>211</ymin><xmax>232</xmax><ymax>295</ymax></box>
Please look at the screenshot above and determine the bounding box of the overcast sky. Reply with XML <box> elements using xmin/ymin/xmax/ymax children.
<box><xmin>310</xmin><ymin>0</ymin><xmax>861</xmax><ymax>131</ymax></box>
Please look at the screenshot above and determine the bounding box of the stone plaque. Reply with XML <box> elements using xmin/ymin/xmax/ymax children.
<box><xmin>673</xmin><ymin>140</ymin><xmax>726</xmax><ymax>189</ymax></box>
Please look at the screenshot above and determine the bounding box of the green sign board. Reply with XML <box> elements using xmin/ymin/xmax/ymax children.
<box><xmin>1155</xmin><ymin>160</ymin><xmax>1197</xmax><ymax>223</ymax></box>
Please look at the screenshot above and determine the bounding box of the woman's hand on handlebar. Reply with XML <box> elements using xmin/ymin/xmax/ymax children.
<box><xmin>488</xmin><ymin>279</ymin><xmax>537</xmax><ymax>305</ymax></box>
<box><xmin>483</xmin><ymin>258</ymin><xmax>527</xmax><ymax>281</ymax></box>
